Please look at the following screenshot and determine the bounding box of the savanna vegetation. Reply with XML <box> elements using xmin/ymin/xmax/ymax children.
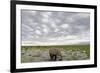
<box><xmin>21</xmin><ymin>44</ymin><xmax>90</xmax><ymax>63</ymax></box>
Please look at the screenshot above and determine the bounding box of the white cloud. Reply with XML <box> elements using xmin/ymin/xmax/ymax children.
<box><xmin>41</xmin><ymin>18</ymin><xmax>49</xmax><ymax>23</ymax></box>
<box><xmin>22</xmin><ymin>23</ymin><xmax>33</xmax><ymax>31</ymax></box>
<box><xmin>30</xmin><ymin>11</ymin><xmax>37</xmax><ymax>15</ymax></box>
<box><xmin>77</xmin><ymin>13</ymin><xmax>90</xmax><ymax>18</ymax></box>
<box><xmin>36</xmin><ymin>26</ymin><xmax>41</xmax><ymax>29</ymax></box>
<box><xmin>43</xmin><ymin>28</ymin><xmax>49</xmax><ymax>33</ymax></box>
<box><xmin>66</xmin><ymin>17</ymin><xmax>75</xmax><ymax>22</ymax></box>
<box><xmin>35</xmin><ymin>30</ymin><xmax>42</xmax><ymax>35</ymax></box>
<box><xmin>21</xmin><ymin>10</ymin><xmax>90</xmax><ymax>45</ymax></box>
<box><xmin>69</xmin><ymin>12</ymin><xmax>90</xmax><ymax>21</ymax></box>
<box><xmin>42</xmin><ymin>24</ymin><xmax>49</xmax><ymax>33</ymax></box>
<box><xmin>51</xmin><ymin>22</ymin><xmax>57</xmax><ymax>28</ymax></box>
<box><xmin>41</xmin><ymin>12</ymin><xmax>52</xmax><ymax>18</ymax></box>
<box><xmin>54</xmin><ymin>28</ymin><xmax>59</xmax><ymax>32</ymax></box>
<box><xmin>60</xmin><ymin>24</ymin><xmax>69</xmax><ymax>29</ymax></box>
<box><xmin>24</xmin><ymin>10</ymin><xmax>37</xmax><ymax>16</ymax></box>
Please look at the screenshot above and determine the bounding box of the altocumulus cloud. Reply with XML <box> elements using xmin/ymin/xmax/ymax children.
<box><xmin>21</xmin><ymin>9</ymin><xmax>90</xmax><ymax>46</ymax></box>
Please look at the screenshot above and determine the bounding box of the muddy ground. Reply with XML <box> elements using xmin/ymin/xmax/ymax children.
<box><xmin>21</xmin><ymin>45</ymin><xmax>90</xmax><ymax>63</ymax></box>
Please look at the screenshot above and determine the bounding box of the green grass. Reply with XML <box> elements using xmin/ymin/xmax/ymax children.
<box><xmin>21</xmin><ymin>44</ymin><xmax>90</xmax><ymax>63</ymax></box>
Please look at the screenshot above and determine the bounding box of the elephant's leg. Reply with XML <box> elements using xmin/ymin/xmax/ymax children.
<box><xmin>50</xmin><ymin>54</ymin><xmax>54</xmax><ymax>61</ymax></box>
<box><xmin>53</xmin><ymin>55</ymin><xmax>57</xmax><ymax>61</ymax></box>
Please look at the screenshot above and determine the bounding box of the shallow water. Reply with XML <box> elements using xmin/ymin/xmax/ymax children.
<box><xmin>21</xmin><ymin>48</ymin><xmax>89</xmax><ymax>63</ymax></box>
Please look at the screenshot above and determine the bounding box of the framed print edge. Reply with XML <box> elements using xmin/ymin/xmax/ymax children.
<box><xmin>10</xmin><ymin>1</ymin><xmax>16</xmax><ymax>72</ymax></box>
<box><xmin>10</xmin><ymin>0</ymin><xmax>97</xmax><ymax>73</ymax></box>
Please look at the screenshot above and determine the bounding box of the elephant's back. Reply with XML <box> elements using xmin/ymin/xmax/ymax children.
<box><xmin>49</xmin><ymin>48</ymin><xmax>61</xmax><ymax>55</ymax></box>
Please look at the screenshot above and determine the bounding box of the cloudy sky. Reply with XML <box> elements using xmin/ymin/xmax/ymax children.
<box><xmin>21</xmin><ymin>9</ymin><xmax>90</xmax><ymax>45</ymax></box>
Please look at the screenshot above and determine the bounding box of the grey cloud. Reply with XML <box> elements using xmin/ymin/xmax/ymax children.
<box><xmin>21</xmin><ymin>9</ymin><xmax>90</xmax><ymax>44</ymax></box>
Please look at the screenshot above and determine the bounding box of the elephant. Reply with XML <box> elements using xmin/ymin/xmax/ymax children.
<box><xmin>49</xmin><ymin>48</ymin><xmax>62</xmax><ymax>61</ymax></box>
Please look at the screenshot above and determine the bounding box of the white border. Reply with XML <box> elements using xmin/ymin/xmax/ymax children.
<box><xmin>16</xmin><ymin>4</ymin><xmax>94</xmax><ymax>69</ymax></box>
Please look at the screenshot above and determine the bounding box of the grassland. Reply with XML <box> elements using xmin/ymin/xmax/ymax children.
<box><xmin>21</xmin><ymin>44</ymin><xmax>90</xmax><ymax>63</ymax></box>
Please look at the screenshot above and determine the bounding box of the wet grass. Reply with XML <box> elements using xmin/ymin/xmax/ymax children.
<box><xmin>21</xmin><ymin>44</ymin><xmax>90</xmax><ymax>63</ymax></box>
